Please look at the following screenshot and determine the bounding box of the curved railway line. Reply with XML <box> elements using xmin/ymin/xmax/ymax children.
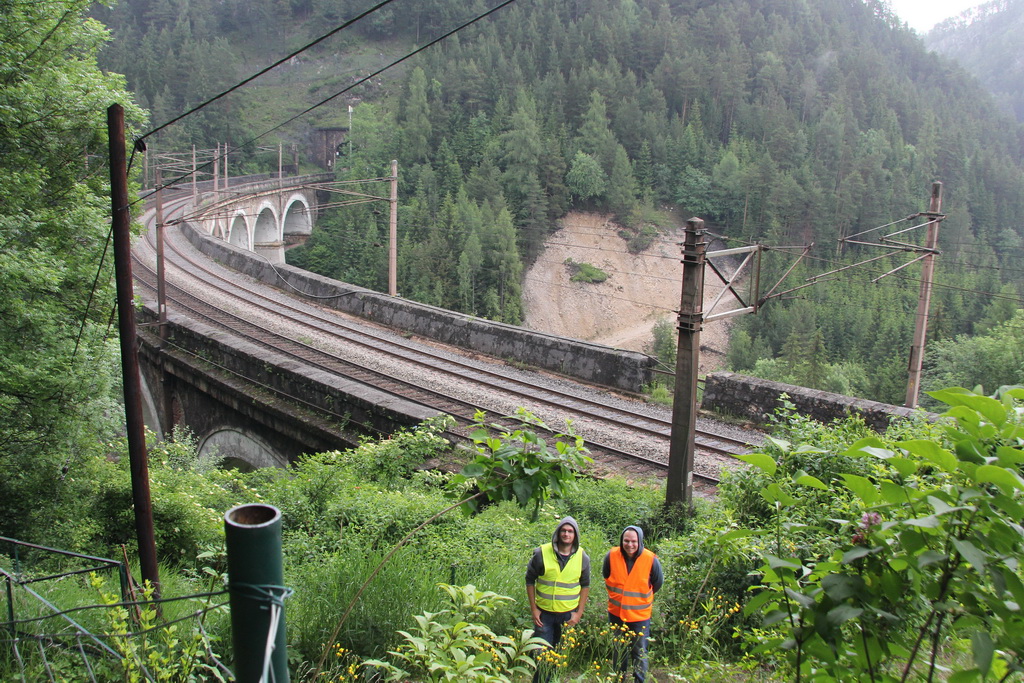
<box><xmin>133</xmin><ymin>190</ymin><xmax>761</xmax><ymax>490</ymax></box>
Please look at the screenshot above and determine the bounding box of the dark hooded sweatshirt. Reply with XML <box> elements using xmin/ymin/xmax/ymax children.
<box><xmin>525</xmin><ymin>516</ymin><xmax>591</xmax><ymax>592</ymax></box>
<box><xmin>601</xmin><ymin>525</ymin><xmax>663</xmax><ymax>593</ymax></box>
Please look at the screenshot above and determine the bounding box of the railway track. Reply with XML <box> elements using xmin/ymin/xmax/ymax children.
<box><xmin>133</xmin><ymin>192</ymin><xmax>760</xmax><ymax>488</ymax></box>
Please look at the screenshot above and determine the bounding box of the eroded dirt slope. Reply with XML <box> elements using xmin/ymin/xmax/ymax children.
<box><xmin>522</xmin><ymin>212</ymin><xmax>738</xmax><ymax>375</ymax></box>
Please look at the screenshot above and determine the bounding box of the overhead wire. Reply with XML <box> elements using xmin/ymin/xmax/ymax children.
<box><xmin>133</xmin><ymin>0</ymin><xmax>518</xmax><ymax>203</ymax></box>
<box><xmin>220</xmin><ymin>0</ymin><xmax>518</xmax><ymax>152</ymax></box>
<box><xmin>137</xmin><ymin>0</ymin><xmax>401</xmax><ymax>143</ymax></box>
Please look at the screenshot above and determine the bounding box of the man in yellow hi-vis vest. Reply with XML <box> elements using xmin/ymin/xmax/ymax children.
<box><xmin>526</xmin><ymin>517</ymin><xmax>590</xmax><ymax>679</ymax></box>
<box><xmin>603</xmin><ymin>525</ymin><xmax>663</xmax><ymax>683</ymax></box>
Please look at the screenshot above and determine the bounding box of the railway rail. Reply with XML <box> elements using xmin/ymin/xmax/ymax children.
<box><xmin>133</xmin><ymin>192</ymin><xmax>761</xmax><ymax>490</ymax></box>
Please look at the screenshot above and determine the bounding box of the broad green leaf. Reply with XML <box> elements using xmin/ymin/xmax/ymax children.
<box><xmin>765</xmin><ymin>554</ymin><xmax>802</xmax><ymax>571</ymax></box>
<box><xmin>916</xmin><ymin>550</ymin><xmax>947</xmax><ymax>568</ymax></box>
<box><xmin>888</xmin><ymin>457</ymin><xmax>919</xmax><ymax>477</ymax></box>
<box><xmin>841</xmin><ymin>547</ymin><xmax>872</xmax><ymax>563</ymax></box>
<box><xmin>951</xmin><ymin>538</ymin><xmax>987</xmax><ymax>572</ymax></box>
<box><xmin>995</xmin><ymin>446</ymin><xmax>1024</xmax><ymax>467</ymax></box>
<box><xmin>991</xmin><ymin>494</ymin><xmax>1024</xmax><ymax>522</ymax></box>
<box><xmin>743</xmin><ymin>590</ymin><xmax>775</xmax><ymax>615</ymax></box>
<box><xmin>842</xmin><ymin>436</ymin><xmax>889</xmax><ymax>458</ymax></box>
<box><xmin>840</xmin><ymin>474</ymin><xmax>879</xmax><ymax>505</ymax></box>
<box><xmin>897</xmin><ymin>440</ymin><xmax>957</xmax><ymax>472</ymax></box>
<box><xmin>794</xmin><ymin>473</ymin><xmax>828</xmax><ymax>490</ymax></box>
<box><xmin>461</xmin><ymin>463</ymin><xmax>485</xmax><ymax>477</ymax></box>
<box><xmin>930</xmin><ymin>389</ymin><xmax>1006</xmax><ymax>426</ymax></box>
<box><xmin>783</xmin><ymin>587</ymin><xmax>816</xmax><ymax>609</ymax></box>
<box><xmin>822</xmin><ymin>574</ymin><xmax>866</xmax><ymax>600</ymax></box>
<box><xmin>974</xmin><ymin>464</ymin><xmax>1024</xmax><ymax>493</ymax></box>
<box><xmin>879</xmin><ymin>480</ymin><xmax>908</xmax><ymax>504</ymax></box>
<box><xmin>762</xmin><ymin>482</ymin><xmax>798</xmax><ymax>507</ymax></box>
<box><xmin>954</xmin><ymin>438</ymin><xmax>986</xmax><ymax>462</ymax></box>
<box><xmin>512</xmin><ymin>478</ymin><xmax>533</xmax><ymax>505</ymax></box>
<box><xmin>826</xmin><ymin>604</ymin><xmax>863</xmax><ymax>626</ymax></box>
<box><xmin>737</xmin><ymin>452</ymin><xmax>777</xmax><ymax>476</ymax></box>
<box><xmin>972</xmin><ymin>630</ymin><xmax>994</xmax><ymax>677</ymax></box>
<box><xmin>947</xmin><ymin>670</ymin><xmax>981</xmax><ymax>683</ymax></box>
<box><xmin>762</xmin><ymin>610</ymin><xmax>790</xmax><ymax>628</ymax></box>
<box><xmin>887</xmin><ymin>558</ymin><xmax>909</xmax><ymax>571</ymax></box>
<box><xmin>926</xmin><ymin>495</ymin><xmax>966</xmax><ymax>516</ymax></box>
<box><xmin>905</xmin><ymin>515</ymin><xmax>940</xmax><ymax>529</ymax></box>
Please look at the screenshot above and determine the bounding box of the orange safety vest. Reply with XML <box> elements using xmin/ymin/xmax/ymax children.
<box><xmin>605</xmin><ymin>547</ymin><xmax>655</xmax><ymax>622</ymax></box>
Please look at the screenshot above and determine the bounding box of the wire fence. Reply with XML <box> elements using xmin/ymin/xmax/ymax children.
<box><xmin>1</xmin><ymin>537</ymin><xmax>232</xmax><ymax>682</ymax></box>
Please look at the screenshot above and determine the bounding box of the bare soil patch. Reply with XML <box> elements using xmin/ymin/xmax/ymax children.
<box><xmin>522</xmin><ymin>212</ymin><xmax>738</xmax><ymax>375</ymax></box>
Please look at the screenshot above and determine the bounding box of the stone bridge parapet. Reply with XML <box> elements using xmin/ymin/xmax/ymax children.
<box><xmin>180</xmin><ymin>220</ymin><xmax>657</xmax><ymax>393</ymax></box>
<box><xmin>701</xmin><ymin>371</ymin><xmax>937</xmax><ymax>431</ymax></box>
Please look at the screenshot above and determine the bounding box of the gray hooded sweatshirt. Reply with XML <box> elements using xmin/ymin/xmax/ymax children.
<box><xmin>525</xmin><ymin>516</ymin><xmax>591</xmax><ymax>590</ymax></box>
<box><xmin>601</xmin><ymin>525</ymin><xmax>663</xmax><ymax>593</ymax></box>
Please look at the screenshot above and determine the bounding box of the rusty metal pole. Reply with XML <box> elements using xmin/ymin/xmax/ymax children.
<box><xmin>905</xmin><ymin>182</ymin><xmax>943</xmax><ymax>408</ymax></box>
<box><xmin>389</xmin><ymin>159</ymin><xmax>398</xmax><ymax>296</ymax></box>
<box><xmin>107</xmin><ymin>104</ymin><xmax>160</xmax><ymax>592</ymax></box>
<box><xmin>667</xmin><ymin>218</ymin><xmax>706</xmax><ymax>506</ymax></box>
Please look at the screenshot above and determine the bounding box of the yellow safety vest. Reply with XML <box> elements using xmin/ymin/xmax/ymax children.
<box><xmin>535</xmin><ymin>544</ymin><xmax>583</xmax><ymax>612</ymax></box>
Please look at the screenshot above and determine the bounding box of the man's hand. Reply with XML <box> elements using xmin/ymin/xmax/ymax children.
<box><xmin>526</xmin><ymin>585</ymin><xmax>543</xmax><ymax>628</ymax></box>
<box><xmin>567</xmin><ymin>610</ymin><xmax>581</xmax><ymax>627</ymax></box>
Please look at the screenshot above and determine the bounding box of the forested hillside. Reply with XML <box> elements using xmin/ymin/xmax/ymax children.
<box><xmin>96</xmin><ymin>0</ymin><xmax>1024</xmax><ymax>404</ymax></box>
<box><xmin>926</xmin><ymin>0</ymin><xmax>1024</xmax><ymax>123</ymax></box>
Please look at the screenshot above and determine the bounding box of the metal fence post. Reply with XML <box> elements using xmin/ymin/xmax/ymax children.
<box><xmin>224</xmin><ymin>504</ymin><xmax>290</xmax><ymax>683</ymax></box>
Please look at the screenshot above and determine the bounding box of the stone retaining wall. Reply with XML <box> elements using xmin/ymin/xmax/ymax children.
<box><xmin>701</xmin><ymin>371</ymin><xmax>935</xmax><ymax>431</ymax></box>
<box><xmin>181</xmin><ymin>221</ymin><xmax>656</xmax><ymax>392</ymax></box>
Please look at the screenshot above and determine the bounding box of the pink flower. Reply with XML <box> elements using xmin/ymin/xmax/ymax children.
<box><xmin>860</xmin><ymin>512</ymin><xmax>882</xmax><ymax>530</ymax></box>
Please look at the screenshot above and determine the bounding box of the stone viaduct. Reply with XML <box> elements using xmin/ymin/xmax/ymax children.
<box><xmin>186</xmin><ymin>172</ymin><xmax>334</xmax><ymax>264</ymax></box>
<box><xmin>136</xmin><ymin>176</ymin><xmax>926</xmax><ymax>470</ymax></box>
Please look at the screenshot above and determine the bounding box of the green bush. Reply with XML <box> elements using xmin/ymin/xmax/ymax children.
<box><xmin>564</xmin><ymin>477</ymin><xmax>669</xmax><ymax>547</ymax></box>
<box><xmin>563</xmin><ymin>258</ymin><xmax>609</xmax><ymax>283</ymax></box>
<box><xmin>626</xmin><ymin>223</ymin><xmax>660</xmax><ymax>254</ymax></box>
<box><xmin>329</xmin><ymin>415</ymin><xmax>454</xmax><ymax>487</ymax></box>
<box><xmin>738</xmin><ymin>388</ymin><xmax>1024</xmax><ymax>681</ymax></box>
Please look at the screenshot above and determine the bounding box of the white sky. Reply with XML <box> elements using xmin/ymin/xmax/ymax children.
<box><xmin>887</xmin><ymin>0</ymin><xmax>983</xmax><ymax>31</ymax></box>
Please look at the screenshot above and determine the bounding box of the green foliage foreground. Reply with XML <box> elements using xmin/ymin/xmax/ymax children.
<box><xmin>738</xmin><ymin>387</ymin><xmax>1024</xmax><ymax>682</ymax></box>
<box><xmin>5</xmin><ymin>391</ymin><xmax>1024</xmax><ymax>681</ymax></box>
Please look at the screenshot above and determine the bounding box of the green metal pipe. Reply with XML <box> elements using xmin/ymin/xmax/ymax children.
<box><xmin>224</xmin><ymin>503</ymin><xmax>289</xmax><ymax>683</ymax></box>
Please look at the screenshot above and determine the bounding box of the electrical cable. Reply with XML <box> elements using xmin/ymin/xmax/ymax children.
<box><xmin>138</xmin><ymin>0</ymin><xmax>401</xmax><ymax>143</ymax></box>
<box><xmin>225</xmin><ymin>0</ymin><xmax>518</xmax><ymax>152</ymax></box>
<box><xmin>133</xmin><ymin>0</ymin><xmax>518</xmax><ymax>205</ymax></box>
<box><xmin>70</xmin><ymin>226</ymin><xmax>114</xmax><ymax>362</ymax></box>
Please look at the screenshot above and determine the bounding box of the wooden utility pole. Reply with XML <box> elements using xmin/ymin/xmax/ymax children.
<box><xmin>667</xmin><ymin>218</ymin><xmax>707</xmax><ymax>506</ymax></box>
<box><xmin>154</xmin><ymin>173</ymin><xmax>175</xmax><ymax>438</ymax></box>
<box><xmin>905</xmin><ymin>181</ymin><xmax>943</xmax><ymax>408</ymax></box>
<box><xmin>213</xmin><ymin>146</ymin><xmax>220</xmax><ymax>204</ymax></box>
<box><xmin>107</xmin><ymin>104</ymin><xmax>160</xmax><ymax>592</ymax></box>
<box><xmin>388</xmin><ymin>159</ymin><xmax>399</xmax><ymax>296</ymax></box>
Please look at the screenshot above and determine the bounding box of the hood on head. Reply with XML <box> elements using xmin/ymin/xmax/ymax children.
<box><xmin>619</xmin><ymin>525</ymin><xmax>644</xmax><ymax>557</ymax></box>
<box><xmin>552</xmin><ymin>516</ymin><xmax>580</xmax><ymax>553</ymax></box>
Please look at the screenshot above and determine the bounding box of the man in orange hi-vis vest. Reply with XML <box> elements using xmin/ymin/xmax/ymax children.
<box><xmin>603</xmin><ymin>525</ymin><xmax>663</xmax><ymax>683</ymax></box>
